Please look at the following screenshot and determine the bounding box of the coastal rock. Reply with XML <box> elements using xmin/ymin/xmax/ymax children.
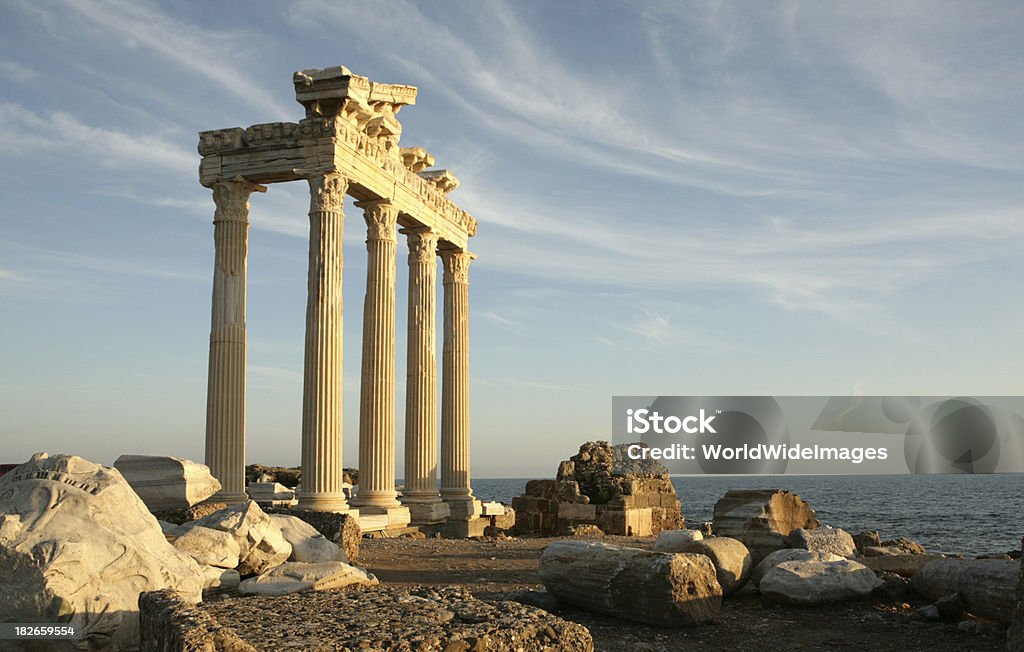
<box><xmin>144</xmin><ymin>586</ymin><xmax>594</xmax><ymax>652</ymax></box>
<box><xmin>860</xmin><ymin>552</ymin><xmax>946</xmax><ymax>577</ymax></box>
<box><xmin>675</xmin><ymin>537</ymin><xmax>752</xmax><ymax>596</ymax></box>
<box><xmin>881</xmin><ymin>536</ymin><xmax>926</xmax><ymax>555</ymax></box>
<box><xmin>759</xmin><ymin>558</ymin><xmax>883</xmax><ymax>605</ymax></box>
<box><xmin>190</xmin><ymin>500</ymin><xmax>291</xmax><ymax>575</ymax></box>
<box><xmin>750</xmin><ymin>549</ymin><xmax>844</xmax><ymax>587</ymax></box>
<box><xmin>238</xmin><ymin>560</ymin><xmax>377</xmax><ymax>596</ymax></box>
<box><xmin>853</xmin><ymin>530</ymin><xmax>881</xmax><ymax>552</ymax></box>
<box><xmin>113</xmin><ymin>454</ymin><xmax>221</xmax><ymax>511</ymax></box>
<box><xmin>911</xmin><ymin>558</ymin><xmax>1018</xmax><ymax>624</ymax></box>
<box><xmin>712</xmin><ymin>489</ymin><xmax>820</xmax><ymax>564</ymax></box>
<box><xmin>787</xmin><ymin>526</ymin><xmax>856</xmax><ymax>558</ymax></box>
<box><xmin>653</xmin><ymin>529</ymin><xmax>704</xmax><ymax>551</ymax></box>
<box><xmin>172</xmin><ymin>525</ymin><xmax>240</xmax><ymax>569</ymax></box>
<box><xmin>539</xmin><ymin>540</ymin><xmax>721</xmax><ymax>627</ymax></box>
<box><xmin>1010</xmin><ymin>537</ymin><xmax>1024</xmax><ymax>651</ymax></box>
<box><xmin>268</xmin><ymin>513</ymin><xmax>346</xmax><ymax>563</ymax></box>
<box><xmin>0</xmin><ymin>453</ymin><xmax>204</xmax><ymax>651</ymax></box>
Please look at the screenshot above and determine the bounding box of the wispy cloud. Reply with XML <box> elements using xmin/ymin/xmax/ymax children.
<box><xmin>0</xmin><ymin>60</ymin><xmax>39</xmax><ymax>82</ymax></box>
<box><xmin>48</xmin><ymin>0</ymin><xmax>290</xmax><ymax>117</ymax></box>
<box><xmin>0</xmin><ymin>102</ymin><xmax>195</xmax><ymax>175</ymax></box>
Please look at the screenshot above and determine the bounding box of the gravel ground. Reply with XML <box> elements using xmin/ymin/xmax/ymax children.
<box><xmin>357</xmin><ymin>535</ymin><xmax>1008</xmax><ymax>651</ymax></box>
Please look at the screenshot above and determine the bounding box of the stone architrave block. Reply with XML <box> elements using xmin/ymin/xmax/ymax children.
<box><xmin>114</xmin><ymin>454</ymin><xmax>222</xmax><ymax>511</ymax></box>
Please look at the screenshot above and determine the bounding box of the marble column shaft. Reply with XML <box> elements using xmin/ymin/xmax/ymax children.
<box><xmin>297</xmin><ymin>173</ymin><xmax>349</xmax><ymax>512</ymax></box>
<box><xmin>402</xmin><ymin>229</ymin><xmax>441</xmax><ymax>503</ymax></box>
<box><xmin>352</xmin><ymin>201</ymin><xmax>401</xmax><ymax>509</ymax></box>
<box><xmin>205</xmin><ymin>179</ymin><xmax>262</xmax><ymax>504</ymax></box>
<box><xmin>440</xmin><ymin>249</ymin><xmax>475</xmax><ymax>502</ymax></box>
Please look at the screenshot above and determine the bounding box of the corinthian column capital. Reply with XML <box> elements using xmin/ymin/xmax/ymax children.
<box><xmin>308</xmin><ymin>173</ymin><xmax>348</xmax><ymax>212</ymax></box>
<box><xmin>360</xmin><ymin>200</ymin><xmax>398</xmax><ymax>241</ymax></box>
<box><xmin>440</xmin><ymin>249</ymin><xmax>474</xmax><ymax>284</ymax></box>
<box><xmin>211</xmin><ymin>177</ymin><xmax>266</xmax><ymax>224</ymax></box>
<box><xmin>405</xmin><ymin>229</ymin><xmax>439</xmax><ymax>264</ymax></box>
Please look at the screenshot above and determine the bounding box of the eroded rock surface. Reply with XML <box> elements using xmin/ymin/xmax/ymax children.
<box><xmin>712</xmin><ymin>489</ymin><xmax>820</xmax><ymax>564</ymax></box>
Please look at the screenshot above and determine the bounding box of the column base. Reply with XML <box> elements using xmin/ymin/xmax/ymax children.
<box><xmin>351</xmin><ymin>490</ymin><xmax>402</xmax><ymax>510</ymax></box>
<box><xmin>406</xmin><ymin>501</ymin><xmax>451</xmax><ymax>525</ymax></box>
<box><xmin>295</xmin><ymin>492</ymin><xmax>352</xmax><ymax>513</ymax></box>
<box><xmin>206</xmin><ymin>491</ymin><xmax>249</xmax><ymax>506</ymax></box>
<box><xmin>444</xmin><ymin>497</ymin><xmax>482</xmax><ymax>521</ymax></box>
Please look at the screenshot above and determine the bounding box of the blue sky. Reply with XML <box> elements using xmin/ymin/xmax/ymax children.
<box><xmin>1</xmin><ymin>1</ymin><xmax>1022</xmax><ymax>478</ymax></box>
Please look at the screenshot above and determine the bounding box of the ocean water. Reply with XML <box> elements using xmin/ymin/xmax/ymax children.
<box><xmin>470</xmin><ymin>474</ymin><xmax>1024</xmax><ymax>557</ymax></box>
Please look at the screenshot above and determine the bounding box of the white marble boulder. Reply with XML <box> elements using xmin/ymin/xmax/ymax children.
<box><xmin>0</xmin><ymin>453</ymin><xmax>204</xmax><ymax>651</ymax></box>
<box><xmin>172</xmin><ymin>525</ymin><xmax>241</xmax><ymax>569</ymax></box>
<box><xmin>750</xmin><ymin>549</ymin><xmax>844</xmax><ymax>587</ymax></box>
<box><xmin>189</xmin><ymin>500</ymin><xmax>291</xmax><ymax>575</ymax></box>
<box><xmin>269</xmin><ymin>513</ymin><xmax>346</xmax><ymax>563</ymax></box>
<box><xmin>113</xmin><ymin>454</ymin><xmax>221</xmax><ymax>511</ymax></box>
<box><xmin>759</xmin><ymin>558</ymin><xmax>883</xmax><ymax>605</ymax></box>
<box><xmin>238</xmin><ymin>560</ymin><xmax>378</xmax><ymax>596</ymax></box>
<box><xmin>653</xmin><ymin>529</ymin><xmax>704</xmax><ymax>551</ymax></box>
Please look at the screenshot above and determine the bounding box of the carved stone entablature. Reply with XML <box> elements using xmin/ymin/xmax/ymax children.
<box><xmin>401</xmin><ymin>147</ymin><xmax>435</xmax><ymax>173</ymax></box>
<box><xmin>419</xmin><ymin>170</ymin><xmax>461</xmax><ymax>194</ymax></box>
<box><xmin>293</xmin><ymin>66</ymin><xmax>373</xmax><ymax>124</ymax></box>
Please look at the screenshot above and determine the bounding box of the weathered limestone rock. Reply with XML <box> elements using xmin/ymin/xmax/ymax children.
<box><xmin>172</xmin><ymin>525</ymin><xmax>240</xmax><ymax>568</ymax></box>
<box><xmin>238</xmin><ymin>560</ymin><xmax>378</xmax><ymax>596</ymax></box>
<box><xmin>911</xmin><ymin>558</ymin><xmax>1018</xmax><ymax>624</ymax></box>
<box><xmin>676</xmin><ymin>537</ymin><xmax>752</xmax><ymax>596</ymax></box>
<box><xmin>114</xmin><ymin>454</ymin><xmax>222</xmax><ymax>511</ymax></box>
<box><xmin>1008</xmin><ymin>537</ymin><xmax>1024</xmax><ymax>651</ymax></box>
<box><xmin>759</xmin><ymin>558</ymin><xmax>883</xmax><ymax>605</ymax></box>
<box><xmin>0</xmin><ymin>453</ymin><xmax>204</xmax><ymax>650</ymax></box>
<box><xmin>199</xmin><ymin>565</ymin><xmax>240</xmax><ymax>590</ymax></box>
<box><xmin>539</xmin><ymin>540</ymin><xmax>722</xmax><ymax>627</ymax></box>
<box><xmin>653</xmin><ymin>529</ymin><xmax>704</xmax><ymax>551</ymax></box>
<box><xmin>265</xmin><ymin>507</ymin><xmax>361</xmax><ymax>563</ymax></box>
<box><xmin>514</xmin><ymin>441</ymin><xmax>684</xmax><ymax>537</ymax></box>
<box><xmin>787</xmin><ymin>526</ymin><xmax>856</xmax><ymax>558</ymax></box>
<box><xmin>750</xmin><ymin>549</ymin><xmax>843</xmax><ymax>588</ymax></box>
<box><xmin>711</xmin><ymin>489</ymin><xmax>820</xmax><ymax>564</ymax></box>
<box><xmin>859</xmin><ymin>553</ymin><xmax>946</xmax><ymax>577</ymax></box>
<box><xmin>190</xmin><ymin>500</ymin><xmax>291</xmax><ymax>575</ymax></box>
<box><xmin>175</xmin><ymin>585</ymin><xmax>594</xmax><ymax>651</ymax></box>
<box><xmin>268</xmin><ymin>513</ymin><xmax>346</xmax><ymax>563</ymax></box>
<box><xmin>152</xmin><ymin>501</ymin><xmax>227</xmax><ymax>526</ymax></box>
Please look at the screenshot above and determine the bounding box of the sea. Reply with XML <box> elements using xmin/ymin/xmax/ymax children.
<box><xmin>468</xmin><ymin>474</ymin><xmax>1024</xmax><ymax>558</ymax></box>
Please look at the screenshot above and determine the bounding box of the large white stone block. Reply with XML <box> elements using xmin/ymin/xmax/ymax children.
<box><xmin>0</xmin><ymin>453</ymin><xmax>204</xmax><ymax>650</ymax></box>
<box><xmin>189</xmin><ymin>500</ymin><xmax>291</xmax><ymax>575</ymax></box>
<box><xmin>269</xmin><ymin>513</ymin><xmax>346</xmax><ymax>563</ymax></box>
<box><xmin>113</xmin><ymin>454</ymin><xmax>222</xmax><ymax>511</ymax></box>
<box><xmin>238</xmin><ymin>561</ymin><xmax>378</xmax><ymax>596</ymax></box>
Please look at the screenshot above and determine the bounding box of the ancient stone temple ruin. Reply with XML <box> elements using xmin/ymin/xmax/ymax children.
<box><xmin>198</xmin><ymin>66</ymin><xmax>481</xmax><ymax>530</ymax></box>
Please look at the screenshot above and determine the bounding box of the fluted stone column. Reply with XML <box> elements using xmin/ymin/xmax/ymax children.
<box><xmin>351</xmin><ymin>201</ymin><xmax>404</xmax><ymax>514</ymax></box>
<box><xmin>205</xmin><ymin>178</ymin><xmax>264</xmax><ymax>505</ymax></box>
<box><xmin>297</xmin><ymin>173</ymin><xmax>350</xmax><ymax>512</ymax></box>
<box><xmin>401</xmin><ymin>229</ymin><xmax>449</xmax><ymax>523</ymax></box>
<box><xmin>440</xmin><ymin>249</ymin><xmax>478</xmax><ymax>518</ymax></box>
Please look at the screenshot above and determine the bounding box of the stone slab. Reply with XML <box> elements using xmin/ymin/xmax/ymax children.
<box><xmin>114</xmin><ymin>454</ymin><xmax>222</xmax><ymax>511</ymax></box>
<box><xmin>407</xmin><ymin>501</ymin><xmax>451</xmax><ymax>525</ymax></box>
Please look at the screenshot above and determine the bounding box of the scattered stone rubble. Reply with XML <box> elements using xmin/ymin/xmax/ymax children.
<box><xmin>512</xmin><ymin>441</ymin><xmax>685</xmax><ymax>537</ymax></box>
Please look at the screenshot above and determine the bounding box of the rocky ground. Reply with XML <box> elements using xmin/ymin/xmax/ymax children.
<box><xmin>358</xmin><ymin>535</ymin><xmax>1007</xmax><ymax>651</ymax></box>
